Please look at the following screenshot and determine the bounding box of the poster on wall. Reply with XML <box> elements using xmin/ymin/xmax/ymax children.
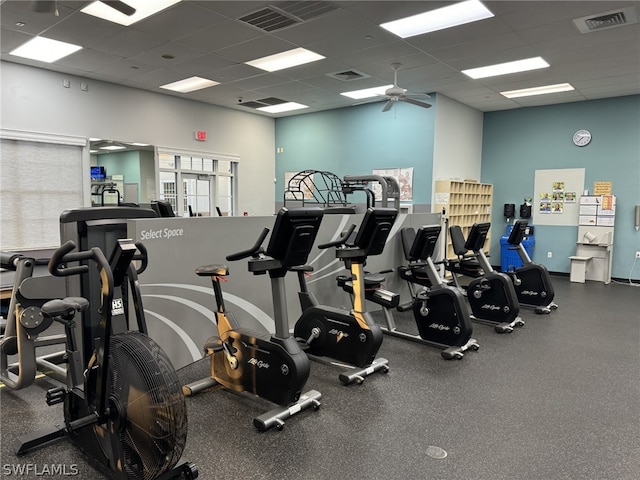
<box><xmin>371</xmin><ymin>167</ymin><xmax>413</xmax><ymax>201</ymax></box>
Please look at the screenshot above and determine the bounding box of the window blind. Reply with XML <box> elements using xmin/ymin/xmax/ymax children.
<box><xmin>1</xmin><ymin>138</ymin><xmax>83</xmax><ymax>250</ymax></box>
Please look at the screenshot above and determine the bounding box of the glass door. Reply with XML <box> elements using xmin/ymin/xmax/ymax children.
<box><xmin>183</xmin><ymin>174</ymin><xmax>212</xmax><ymax>217</ymax></box>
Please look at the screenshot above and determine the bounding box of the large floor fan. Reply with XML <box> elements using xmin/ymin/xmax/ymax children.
<box><xmin>381</xmin><ymin>63</ymin><xmax>432</xmax><ymax>112</ymax></box>
<box><xmin>102</xmin><ymin>331</ymin><xmax>187</xmax><ymax>480</ymax></box>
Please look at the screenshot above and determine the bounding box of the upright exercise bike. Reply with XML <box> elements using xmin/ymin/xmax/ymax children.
<box><xmin>15</xmin><ymin>238</ymin><xmax>197</xmax><ymax>479</ymax></box>
<box><xmin>447</xmin><ymin>222</ymin><xmax>524</xmax><ymax>333</ymax></box>
<box><xmin>504</xmin><ymin>220</ymin><xmax>558</xmax><ymax>314</ymax></box>
<box><xmin>183</xmin><ymin>207</ymin><xmax>324</xmax><ymax>431</ymax></box>
<box><xmin>391</xmin><ymin>224</ymin><xmax>478</xmax><ymax>359</ymax></box>
<box><xmin>293</xmin><ymin>207</ymin><xmax>397</xmax><ymax>384</ymax></box>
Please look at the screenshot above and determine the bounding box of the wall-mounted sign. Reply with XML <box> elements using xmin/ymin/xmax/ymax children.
<box><xmin>195</xmin><ymin>130</ymin><xmax>207</xmax><ymax>141</ymax></box>
<box><xmin>593</xmin><ymin>181</ymin><xmax>611</xmax><ymax>195</ymax></box>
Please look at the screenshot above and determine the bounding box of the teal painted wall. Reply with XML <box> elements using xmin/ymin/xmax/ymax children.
<box><xmin>99</xmin><ymin>150</ymin><xmax>141</xmax><ymax>189</ymax></box>
<box><xmin>482</xmin><ymin>95</ymin><xmax>640</xmax><ymax>280</ymax></box>
<box><xmin>274</xmin><ymin>98</ymin><xmax>436</xmax><ymax>206</ymax></box>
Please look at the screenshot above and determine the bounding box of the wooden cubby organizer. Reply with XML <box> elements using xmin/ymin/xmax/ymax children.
<box><xmin>433</xmin><ymin>179</ymin><xmax>493</xmax><ymax>259</ymax></box>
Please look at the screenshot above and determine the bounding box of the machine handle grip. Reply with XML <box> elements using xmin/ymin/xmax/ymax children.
<box><xmin>1</xmin><ymin>252</ymin><xmax>22</xmax><ymax>270</ymax></box>
<box><xmin>48</xmin><ymin>241</ymin><xmax>107</xmax><ymax>277</ymax></box>
<box><xmin>226</xmin><ymin>227</ymin><xmax>269</xmax><ymax>261</ymax></box>
<box><xmin>318</xmin><ymin>224</ymin><xmax>356</xmax><ymax>249</ymax></box>
<box><xmin>133</xmin><ymin>242</ymin><xmax>148</xmax><ymax>275</ymax></box>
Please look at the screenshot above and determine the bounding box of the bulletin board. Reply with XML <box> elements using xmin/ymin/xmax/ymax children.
<box><xmin>533</xmin><ymin>168</ymin><xmax>585</xmax><ymax>226</ymax></box>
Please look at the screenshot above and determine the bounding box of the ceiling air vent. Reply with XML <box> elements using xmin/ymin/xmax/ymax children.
<box><xmin>573</xmin><ymin>6</ymin><xmax>638</xmax><ymax>34</ymax></box>
<box><xmin>239</xmin><ymin>97</ymin><xmax>288</xmax><ymax>109</ymax></box>
<box><xmin>327</xmin><ymin>69</ymin><xmax>370</xmax><ymax>82</ymax></box>
<box><xmin>239</xmin><ymin>2</ymin><xmax>338</xmax><ymax>32</ymax></box>
<box><xmin>239</xmin><ymin>8</ymin><xmax>299</xmax><ymax>32</ymax></box>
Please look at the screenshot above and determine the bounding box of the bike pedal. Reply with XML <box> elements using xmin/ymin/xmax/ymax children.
<box><xmin>46</xmin><ymin>386</ymin><xmax>67</xmax><ymax>406</ymax></box>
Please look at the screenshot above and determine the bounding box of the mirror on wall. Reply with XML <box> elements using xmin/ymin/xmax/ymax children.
<box><xmin>89</xmin><ymin>139</ymin><xmax>155</xmax><ymax>207</ymax></box>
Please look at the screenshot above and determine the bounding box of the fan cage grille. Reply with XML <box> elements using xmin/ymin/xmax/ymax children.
<box><xmin>109</xmin><ymin>331</ymin><xmax>187</xmax><ymax>480</ymax></box>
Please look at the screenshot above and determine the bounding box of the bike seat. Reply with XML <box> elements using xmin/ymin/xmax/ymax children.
<box><xmin>195</xmin><ymin>265</ymin><xmax>229</xmax><ymax>277</ymax></box>
<box><xmin>41</xmin><ymin>297</ymin><xmax>89</xmax><ymax>319</ymax></box>
<box><xmin>364</xmin><ymin>273</ymin><xmax>385</xmax><ymax>286</ymax></box>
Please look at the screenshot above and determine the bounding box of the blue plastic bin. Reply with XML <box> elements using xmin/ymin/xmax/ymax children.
<box><xmin>500</xmin><ymin>230</ymin><xmax>534</xmax><ymax>272</ymax></box>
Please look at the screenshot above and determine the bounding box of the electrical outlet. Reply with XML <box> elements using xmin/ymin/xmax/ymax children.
<box><xmin>635</xmin><ymin>251</ymin><xmax>640</xmax><ymax>259</ymax></box>
<box><xmin>547</xmin><ymin>251</ymin><xmax>553</xmax><ymax>258</ymax></box>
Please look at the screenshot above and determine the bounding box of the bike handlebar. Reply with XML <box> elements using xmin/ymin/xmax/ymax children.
<box><xmin>133</xmin><ymin>241</ymin><xmax>148</xmax><ymax>275</ymax></box>
<box><xmin>317</xmin><ymin>224</ymin><xmax>356</xmax><ymax>250</ymax></box>
<box><xmin>226</xmin><ymin>227</ymin><xmax>270</xmax><ymax>262</ymax></box>
<box><xmin>48</xmin><ymin>240</ymin><xmax>108</xmax><ymax>277</ymax></box>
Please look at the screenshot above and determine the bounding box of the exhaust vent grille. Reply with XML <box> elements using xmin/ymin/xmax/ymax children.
<box><xmin>239</xmin><ymin>97</ymin><xmax>288</xmax><ymax>109</ymax></box>
<box><xmin>239</xmin><ymin>8</ymin><xmax>299</xmax><ymax>32</ymax></box>
<box><xmin>239</xmin><ymin>2</ymin><xmax>339</xmax><ymax>32</ymax></box>
<box><xmin>573</xmin><ymin>7</ymin><xmax>638</xmax><ymax>33</ymax></box>
<box><xmin>327</xmin><ymin>69</ymin><xmax>370</xmax><ymax>82</ymax></box>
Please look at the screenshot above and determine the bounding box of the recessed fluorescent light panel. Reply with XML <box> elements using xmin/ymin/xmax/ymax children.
<box><xmin>100</xmin><ymin>145</ymin><xmax>126</xmax><ymax>151</ymax></box>
<box><xmin>10</xmin><ymin>36</ymin><xmax>82</xmax><ymax>63</ymax></box>
<box><xmin>462</xmin><ymin>57</ymin><xmax>550</xmax><ymax>79</ymax></box>
<box><xmin>81</xmin><ymin>0</ymin><xmax>181</xmax><ymax>26</ymax></box>
<box><xmin>246</xmin><ymin>48</ymin><xmax>325</xmax><ymax>72</ymax></box>
<box><xmin>380</xmin><ymin>0</ymin><xmax>494</xmax><ymax>38</ymax></box>
<box><xmin>257</xmin><ymin>102</ymin><xmax>309</xmax><ymax>113</ymax></box>
<box><xmin>341</xmin><ymin>85</ymin><xmax>393</xmax><ymax>100</ymax></box>
<box><xmin>500</xmin><ymin>83</ymin><xmax>575</xmax><ymax>99</ymax></box>
<box><xmin>160</xmin><ymin>76</ymin><xmax>219</xmax><ymax>93</ymax></box>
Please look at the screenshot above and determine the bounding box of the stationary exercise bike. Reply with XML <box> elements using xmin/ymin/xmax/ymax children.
<box><xmin>447</xmin><ymin>222</ymin><xmax>524</xmax><ymax>333</ymax></box>
<box><xmin>293</xmin><ymin>207</ymin><xmax>397</xmax><ymax>384</ymax></box>
<box><xmin>1</xmin><ymin>252</ymin><xmax>67</xmax><ymax>389</ymax></box>
<box><xmin>15</xmin><ymin>238</ymin><xmax>197</xmax><ymax>479</ymax></box>
<box><xmin>183</xmin><ymin>207</ymin><xmax>323</xmax><ymax>431</ymax></box>
<box><xmin>392</xmin><ymin>225</ymin><xmax>478</xmax><ymax>359</ymax></box>
<box><xmin>504</xmin><ymin>220</ymin><xmax>558</xmax><ymax>314</ymax></box>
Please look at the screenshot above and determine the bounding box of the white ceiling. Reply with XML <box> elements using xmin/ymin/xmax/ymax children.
<box><xmin>1</xmin><ymin>0</ymin><xmax>639</xmax><ymax>117</ymax></box>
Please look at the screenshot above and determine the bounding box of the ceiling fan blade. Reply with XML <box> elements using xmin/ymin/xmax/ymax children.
<box><xmin>382</xmin><ymin>100</ymin><xmax>394</xmax><ymax>112</ymax></box>
<box><xmin>401</xmin><ymin>97</ymin><xmax>432</xmax><ymax>109</ymax></box>
<box><xmin>101</xmin><ymin>0</ymin><xmax>136</xmax><ymax>16</ymax></box>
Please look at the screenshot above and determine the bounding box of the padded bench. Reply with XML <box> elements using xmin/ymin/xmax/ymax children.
<box><xmin>569</xmin><ymin>255</ymin><xmax>593</xmax><ymax>283</ymax></box>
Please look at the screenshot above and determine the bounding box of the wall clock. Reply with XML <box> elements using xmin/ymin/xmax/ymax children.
<box><xmin>573</xmin><ymin>129</ymin><xmax>592</xmax><ymax>147</ymax></box>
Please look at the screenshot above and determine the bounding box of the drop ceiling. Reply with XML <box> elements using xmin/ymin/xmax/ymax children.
<box><xmin>1</xmin><ymin>0</ymin><xmax>639</xmax><ymax>117</ymax></box>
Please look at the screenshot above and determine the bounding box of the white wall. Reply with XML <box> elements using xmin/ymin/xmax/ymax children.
<box><xmin>432</xmin><ymin>94</ymin><xmax>483</xmax><ymax>198</ymax></box>
<box><xmin>0</xmin><ymin>61</ymin><xmax>276</xmax><ymax>216</ymax></box>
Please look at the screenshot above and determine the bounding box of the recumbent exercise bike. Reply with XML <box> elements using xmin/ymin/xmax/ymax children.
<box><xmin>504</xmin><ymin>220</ymin><xmax>558</xmax><ymax>314</ymax></box>
<box><xmin>447</xmin><ymin>222</ymin><xmax>524</xmax><ymax>333</ymax></box>
<box><xmin>390</xmin><ymin>224</ymin><xmax>479</xmax><ymax>359</ymax></box>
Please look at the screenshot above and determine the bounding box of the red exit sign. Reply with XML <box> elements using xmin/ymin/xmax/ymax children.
<box><xmin>195</xmin><ymin>130</ymin><xmax>207</xmax><ymax>141</ymax></box>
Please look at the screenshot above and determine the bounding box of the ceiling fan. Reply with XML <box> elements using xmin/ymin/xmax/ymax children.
<box><xmin>32</xmin><ymin>1</ymin><xmax>136</xmax><ymax>16</ymax></box>
<box><xmin>381</xmin><ymin>63</ymin><xmax>432</xmax><ymax>112</ymax></box>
